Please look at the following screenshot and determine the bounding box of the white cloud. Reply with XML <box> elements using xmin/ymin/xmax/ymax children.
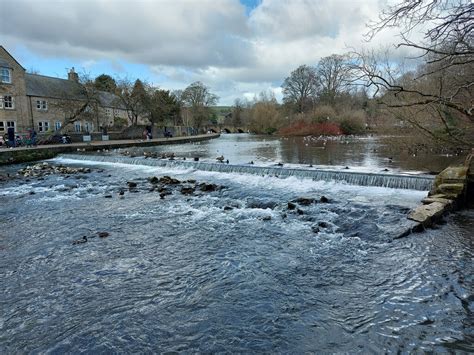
<box><xmin>0</xmin><ymin>0</ymin><xmax>426</xmax><ymax>104</ymax></box>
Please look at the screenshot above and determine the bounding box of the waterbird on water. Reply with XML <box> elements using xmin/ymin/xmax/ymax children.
<box><xmin>216</xmin><ymin>155</ymin><xmax>225</xmax><ymax>162</ymax></box>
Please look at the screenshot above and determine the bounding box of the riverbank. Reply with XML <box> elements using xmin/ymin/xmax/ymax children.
<box><xmin>0</xmin><ymin>133</ymin><xmax>220</xmax><ymax>165</ymax></box>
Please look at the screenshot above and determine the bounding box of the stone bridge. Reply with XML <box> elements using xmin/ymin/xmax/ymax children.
<box><xmin>206</xmin><ymin>125</ymin><xmax>249</xmax><ymax>134</ymax></box>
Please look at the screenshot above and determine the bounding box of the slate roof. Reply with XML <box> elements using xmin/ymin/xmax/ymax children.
<box><xmin>26</xmin><ymin>73</ymin><xmax>87</xmax><ymax>100</ymax></box>
<box><xmin>25</xmin><ymin>73</ymin><xmax>125</xmax><ymax>109</ymax></box>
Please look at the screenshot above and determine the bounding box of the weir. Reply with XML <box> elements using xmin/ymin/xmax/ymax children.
<box><xmin>58</xmin><ymin>154</ymin><xmax>435</xmax><ymax>191</ymax></box>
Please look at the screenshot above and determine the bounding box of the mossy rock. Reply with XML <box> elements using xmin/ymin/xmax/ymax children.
<box><xmin>437</xmin><ymin>183</ymin><xmax>465</xmax><ymax>196</ymax></box>
<box><xmin>437</xmin><ymin>167</ymin><xmax>468</xmax><ymax>181</ymax></box>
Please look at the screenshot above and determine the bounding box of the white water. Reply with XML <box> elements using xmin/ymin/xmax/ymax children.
<box><xmin>56</xmin><ymin>154</ymin><xmax>435</xmax><ymax>191</ymax></box>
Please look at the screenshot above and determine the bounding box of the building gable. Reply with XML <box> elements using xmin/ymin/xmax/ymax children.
<box><xmin>0</xmin><ymin>46</ymin><xmax>26</xmax><ymax>72</ymax></box>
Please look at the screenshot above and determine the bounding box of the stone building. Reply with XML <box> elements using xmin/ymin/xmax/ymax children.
<box><xmin>0</xmin><ymin>46</ymin><xmax>130</xmax><ymax>137</ymax></box>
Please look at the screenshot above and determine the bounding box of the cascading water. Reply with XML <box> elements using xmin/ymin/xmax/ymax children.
<box><xmin>58</xmin><ymin>154</ymin><xmax>435</xmax><ymax>191</ymax></box>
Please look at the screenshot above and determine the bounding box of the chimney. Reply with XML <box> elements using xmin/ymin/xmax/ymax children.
<box><xmin>68</xmin><ymin>67</ymin><xmax>79</xmax><ymax>82</ymax></box>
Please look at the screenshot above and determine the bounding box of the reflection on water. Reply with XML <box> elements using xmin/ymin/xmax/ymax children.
<box><xmin>110</xmin><ymin>134</ymin><xmax>462</xmax><ymax>173</ymax></box>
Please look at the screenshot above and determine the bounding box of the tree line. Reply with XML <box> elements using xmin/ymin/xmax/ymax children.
<box><xmin>94</xmin><ymin>76</ymin><xmax>218</xmax><ymax>130</ymax></box>
<box><xmin>55</xmin><ymin>73</ymin><xmax>219</xmax><ymax>133</ymax></box>
<box><xmin>229</xmin><ymin>0</ymin><xmax>472</xmax><ymax>150</ymax></box>
<box><xmin>226</xmin><ymin>54</ymin><xmax>373</xmax><ymax>136</ymax></box>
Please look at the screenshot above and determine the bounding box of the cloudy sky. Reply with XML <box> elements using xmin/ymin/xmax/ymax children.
<box><xmin>1</xmin><ymin>0</ymin><xmax>403</xmax><ymax>105</ymax></box>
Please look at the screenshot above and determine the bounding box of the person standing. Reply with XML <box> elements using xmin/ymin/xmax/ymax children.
<box><xmin>31</xmin><ymin>129</ymin><xmax>37</xmax><ymax>146</ymax></box>
<box><xmin>7</xmin><ymin>127</ymin><xmax>15</xmax><ymax>147</ymax></box>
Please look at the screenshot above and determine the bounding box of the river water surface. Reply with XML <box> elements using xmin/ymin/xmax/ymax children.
<box><xmin>0</xmin><ymin>134</ymin><xmax>472</xmax><ymax>353</ymax></box>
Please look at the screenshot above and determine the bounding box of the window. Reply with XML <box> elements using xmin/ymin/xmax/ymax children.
<box><xmin>36</xmin><ymin>100</ymin><xmax>48</xmax><ymax>111</ymax></box>
<box><xmin>105</xmin><ymin>108</ymin><xmax>112</xmax><ymax>117</ymax></box>
<box><xmin>3</xmin><ymin>96</ymin><xmax>14</xmax><ymax>109</ymax></box>
<box><xmin>84</xmin><ymin>122</ymin><xmax>93</xmax><ymax>133</ymax></box>
<box><xmin>2</xmin><ymin>121</ymin><xmax>16</xmax><ymax>132</ymax></box>
<box><xmin>0</xmin><ymin>67</ymin><xmax>11</xmax><ymax>84</ymax></box>
<box><xmin>55</xmin><ymin>121</ymin><xmax>62</xmax><ymax>131</ymax></box>
<box><xmin>38</xmin><ymin>121</ymin><xmax>49</xmax><ymax>132</ymax></box>
<box><xmin>74</xmin><ymin>122</ymin><xmax>82</xmax><ymax>132</ymax></box>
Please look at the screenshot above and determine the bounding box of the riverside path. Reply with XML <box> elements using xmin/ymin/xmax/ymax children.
<box><xmin>0</xmin><ymin>133</ymin><xmax>220</xmax><ymax>165</ymax></box>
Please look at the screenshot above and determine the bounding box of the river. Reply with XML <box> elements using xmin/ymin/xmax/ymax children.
<box><xmin>0</xmin><ymin>134</ymin><xmax>472</xmax><ymax>353</ymax></box>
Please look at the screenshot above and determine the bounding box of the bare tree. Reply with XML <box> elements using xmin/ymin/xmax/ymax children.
<box><xmin>182</xmin><ymin>81</ymin><xmax>219</xmax><ymax>129</ymax></box>
<box><xmin>352</xmin><ymin>0</ymin><xmax>473</xmax><ymax>147</ymax></box>
<box><xmin>316</xmin><ymin>54</ymin><xmax>352</xmax><ymax>105</ymax></box>
<box><xmin>282</xmin><ymin>65</ymin><xmax>319</xmax><ymax>113</ymax></box>
<box><xmin>51</xmin><ymin>72</ymin><xmax>101</xmax><ymax>133</ymax></box>
<box><xmin>232</xmin><ymin>98</ymin><xmax>244</xmax><ymax>127</ymax></box>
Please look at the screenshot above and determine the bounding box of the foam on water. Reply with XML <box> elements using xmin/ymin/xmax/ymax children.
<box><xmin>54</xmin><ymin>154</ymin><xmax>434</xmax><ymax>192</ymax></box>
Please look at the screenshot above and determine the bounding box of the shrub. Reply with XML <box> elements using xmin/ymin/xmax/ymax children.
<box><xmin>278</xmin><ymin>119</ymin><xmax>342</xmax><ymax>136</ymax></box>
<box><xmin>337</xmin><ymin>110</ymin><xmax>367</xmax><ymax>135</ymax></box>
<box><xmin>311</xmin><ymin>105</ymin><xmax>337</xmax><ymax>123</ymax></box>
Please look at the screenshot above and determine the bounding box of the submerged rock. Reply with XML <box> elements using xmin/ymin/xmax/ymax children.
<box><xmin>160</xmin><ymin>176</ymin><xmax>181</xmax><ymax>185</ymax></box>
<box><xmin>292</xmin><ymin>197</ymin><xmax>316</xmax><ymax>206</ymax></box>
<box><xmin>127</xmin><ymin>181</ymin><xmax>138</xmax><ymax>188</ymax></box>
<box><xmin>18</xmin><ymin>163</ymin><xmax>92</xmax><ymax>178</ymax></box>
<box><xmin>148</xmin><ymin>176</ymin><xmax>159</xmax><ymax>184</ymax></box>
<box><xmin>180</xmin><ymin>187</ymin><xmax>195</xmax><ymax>195</ymax></box>
<box><xmin>247</xmin><ymin>199</ymin><xmax>278</xmax><ymax>209</ymax></box>
<box><xmin>199</xmin><ymin>183</ymin><xmax>219</xmax><ymax>192</ymax></box>
<box><xmin>320</xmin><ymin>196</ymin><xmax>330</xmax><ymax>203</ymax></box>
<box><xmin>318</xmin><ymin>221</ymin><xmax>329</xmax><ymax>228</ymax></box>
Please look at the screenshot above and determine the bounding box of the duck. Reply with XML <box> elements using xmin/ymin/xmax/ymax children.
<box><xmin>72</xmin><ymin>236</ymin><xmax>88</xmax><ymax>245</ymax></box>
<box><xmin>216</xmin><ymin>155</ymin><xmax>225</xmax><ymax>162</ymax></box>
<box><xmin>276</xmin><ymin>162</ymin><xmax>284</xmax><ymax>167</ymax></box>
<box><xmin>97</xmin><ymin>231</ymin><xmax>110</xmax><ymax>238</ymax></box>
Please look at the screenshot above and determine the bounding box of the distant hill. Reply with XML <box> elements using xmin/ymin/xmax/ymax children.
<box><xmin>212</xmin><ymin>106</ymin><xmax>232</xmax><ymax>112</ymax></box>
<box><xmin>212</xmin><ymin>106</ymin><xmax>232</xmax><ymax>124</ymax></box>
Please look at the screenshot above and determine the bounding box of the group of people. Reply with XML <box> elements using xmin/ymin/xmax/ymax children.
<box><xmin>142</xmin><ymin>128</ymin><xmax>173</xmax><ymax>140</ymax></box>
<box><xmin>0</xmin><ymin>128</ymin><xmax>37</xmax><ymax>148</ymax></box>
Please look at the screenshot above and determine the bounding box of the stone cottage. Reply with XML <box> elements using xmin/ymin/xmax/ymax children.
<box><xmin>0</xmin><ymin>46</ymin><xmax>130</xmax><ymax>137</ymax></box>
